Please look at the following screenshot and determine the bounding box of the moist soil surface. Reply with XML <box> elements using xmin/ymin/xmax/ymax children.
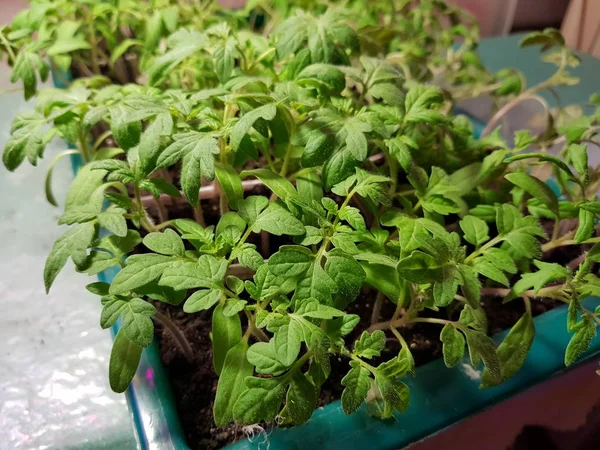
<box><xmin>146</xmin><ymin>196</ymin><xmax>582</xmax><ymax>449</ymax></box>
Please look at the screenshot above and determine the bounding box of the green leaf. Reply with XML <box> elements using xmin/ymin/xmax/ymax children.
<box><xmin>213</xmin><ymin>303</ymin><xmax>242</xmax><ymax>375</ymax></box>
<box><xmin>339</xmin><ymin>206</ymin><xmax>366</xmax><ymax>230</ymax></box>
<box><xmin>574</xmin><ymin>208</ymin><xmax>594</xmax><ymax>244</ymax></box>
<box><xmin>247</xmin><ymin>341</ymin><xmax>288</xmax><ymax>374</ymax></box>
<box><xmin>44</xmin><ymin>222</ymin><xmax>96</xmax><ymax>293</ymax></box>
<box><xmin>440</xmin><ymin>324</ymin><xmax>465</xmax><ymax>368</ymax></box>
<box><xmin>385</xmin><ymin>136</ymin><xmax>416</xmax><ymax>173</ymax></box>
<box><xmin>183</xmin><ymin>289</ymin><xmax>222</xmax><ymax>313</ymax></box>
<box><xmin>460</xmin><ymin>216</ymin><xmax>489</xmax><ymax>247</ymax></box>
<box><xmin>242</xmin><ymin>168</ymin><xmax>298</xmax><ymax>203</ymax></box>
<box><xmin>100</xmin><ymin>296</ymin><xmax>127</xmax><ymax>329</ymax></box>
<box><xmin>325</xmin><ymin>250</ymin><xmax>366</xmax><ymax>302</ymax></box>
<box><xmin>568</xmin><ymin>144</ymin><xmax>588</xmax><ymax>184</ymax></box>
<box><xmin>121</xmin><ymin>298</ymin><xmax>156</xmax><ymax>347</ymax></box>
<box><xmin>459</xmin><ymin>305</ymin><xmax>488</xmax><ymax>332</ymax></box>
<box><xmin>341</xmin><ymin>365</ymin><xmax>371</xmax><ymax>414</ymax></box>
<box><xmin>481</xmin><ymin>313</ymin><xmax>534</xmax><ymax>387</ymax></box>
<box><xmin>473</xmin><ymin>258</ymin><xmax>509</xmax><ymax>287</ymax></box>
<box><xmin>513</xmin><ymin>260</ymin><xmax>570</xmax><ymax>295</ymax></box>
<box><xmin>505</xmin><ymin>172</ymin><xmax>559</xmax><ymax>218</ymax></box>
<box><xmin>230</xmin><ymin>104</ymin><xmax>277</xmax><ymax>151</ymax></box>
<box><xmin>295</xmin><ymin>299</ymin><xmax>344</xmax><ymax>319</ymax></box>
<box><xmin>281</xmin><ymin>372</ymin><xmax>317</xmax><ymax>424</ymax></box>
<box><xmin>98</xmin><ymin>208</ymin><xmax>127</xmax><ymax>237</ymax></box>
<box><xmin>457</xmin><ymin>264</ymin><xmax>481</xmax><ymax>308</ymax></box>
<box><xmin>233</xmin><ymin>377</ymin><xmax>286</xmax><ymax>424</ymax></box>
<box><xmin>297</xmin><ymin>64</ymin><xmax>346</xmax><ymax>96</ymax></box>
<box><xmin>369</xmin><ymin>83</ymin><xmax>403</xmax><ymax>105</ymax></box>
<box><xmin>268</xmin><ymin>246</ymin><xmax>313</xmax><ymax>277</ymax></box>
<box><xmin>143</xmin><ymin>229</ymin><xmax>184</xmax><ymax>256</ymax></box>
<box><xmin>238</xmin><ymin>196</ymin><xmax>269</xmax><ymax>226</ymax></box>
<box><xmin>464</xmin><ymin>330</ymin><xmax>501</xmax><ymax>384</ymax></box>
<box><xmin>214</xmin><ymin>38</ymin><xmax>237</xmax><ymax>83</ymax></box>
<box><xmin>374</xmin><ymin>368</ymin><xmax>410</xmax><ymax>416</ymax></box>
<box><xmin>274</xmin><ymin>320</ymin><xmax>303</xmax><ymax>366</ymax></box>
<box><xmin>110</xmin><ymin>254</ymin><xmax>173</xmax><ymax>295</ymax></box>
<box><xmin>354</xmin><ymin>330</ymin><xmax>386</xmax><ymax>359</ymax></box>
<box><xmin>65</xmin><ymin>165</ymin><xmax>106</xmax><ymax>212</ymax></box>
<box><xmin>213</xmin><ymin>341</ymin><xmax>253</xmax><ymax>426</ymax></box>
<box><xmin>293</xmin><ymin>263</ymin><xmax>338</xmax><ymax>305</ymax></box>
<box><xmin>322</xmin><ymin>147</ymin><xmax>360</xmax><ymax>191</ymax></box>
<box><xmin>10</xmin><ymin>50</ymin><xmax>47</xmax><ymax>99</ymax></box>
<box><xmin>109</xmin><ymin>328</ymin><xmax>142</xmax><ymax>393</ymax></box>
<box><xmin>565</xmin><ymin>316</ymin><xmax>596</xmax><ymax>366</ymax></box>
<box><xmin>215</xmin><ymin>163</ymin><xmax>243</xmax><ymax>210</ymax></box>
<box><xmin>484</xmin><ymin>248</ymin><xmax>517</xmax><ymax>274</ymax></box>
<box><xmin>179</xmin><ymin>135</ymin><xmax>220</xmax><ymax>206</ymax></box>
<box><xmin>253</xmin><ymin>203</ymin><xmax>305</xmax><ymax>236</ymax></box>
<box><xmin>397</xmin><ymin>251</ymin><xmax>443</xmax><ymax>283</ymax></box>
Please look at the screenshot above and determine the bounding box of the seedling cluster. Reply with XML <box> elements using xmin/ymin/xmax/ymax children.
<box><xmin>2</xmin><ymin>0</ymin><xmax>599</xmax><ymax>429</ymax></box>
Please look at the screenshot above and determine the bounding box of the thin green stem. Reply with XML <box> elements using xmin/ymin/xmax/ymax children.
<box><xmin>464</xmin><ymin>235</ymin><xmax>504</xmax><ymax>264</ymax></box>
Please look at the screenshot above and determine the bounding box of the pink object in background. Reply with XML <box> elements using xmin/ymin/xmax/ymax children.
<box><xmin>447</xmin><ymin>0</ymin><xmax>519</xmax><ymax>36</ymax></box>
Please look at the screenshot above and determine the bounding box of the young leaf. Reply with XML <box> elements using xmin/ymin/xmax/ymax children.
<box><xmin>574</xmin><ymin>208</ymin><xmax>594</xmax><ymax>244</ymax></box>
<box><xmin>505</xmin><ymin>172</ymin><xmax>559</xmax><ymax>217</ymax></box>
<box><xmin>121</xmin><ymin>298</ymin><xmax>156</xmax><ymax>348</ymax></box>
<box><xmin>565</xmin><ymin>316</ymin><xmax>596</xmax><ymax>366</ymax></box>
<box><xmin>44</xmin><ymin>222</ymin><xmax>96</xmax><ymax>293</ymax></box>
<box><xmin>274</xmin><ymin>320</ymin><xmax>303</xmax><ymax>366</ymax></box>
<box><xmin>354</xmin><ymin>330</ymin><xmax>386</xmax><ymax>359</ymax></box>
<box><xmin>215</xmin><ymin>163</ymin><xmax>243</xmax><ymax>210</ymax></box>
<box><xmin>281</xmin><ymin>372</ymin><xmax>318</xmax><ymax>424</ymax></box>
<box><xmin>460</xmin><ymin>216</ymin><xmax>489</xmax><ymax>247</ymax></box>
<box><xmin>464</xmin><ymin>330</ymin><xmax>501</xmax><ymax>384</ymax></box>
<box><xmin>213</xmin><ymin>341</ymin><xmax>253</xmax><ymax>426</ymax></box>
<box><xmin>143</xmin><ymin>229</ymin><xmax>185</xmax><ymax>256</ymax></box>
<box><xmin>253</xmin><ymin>203</ymin><xmax>305</xmax><ymax>236</ymax></box>
<box><xmin>110</xmin><ymin>254</ymin><xmax>174</xmax><ymax>295</ymax></box>
<box><xmin>183</xmin><ymin>289</ymin><xmax>222</xmax><ymax>313</ymax></box>
<box><xmin>109</xmin><ymin>328</ymin><xmax>142</xmax><ymax>393</ymax></box>
<box><xmin>247</xmin><ymin>341</ymin><xmax>288</xmax><ymax>374</ymax></box>
<box><xmin>480</xmin><ymin>313</ymin><xmax>534</xmax><ymax>388</ymax></box>
<box><xmin>341</xmin><ymin>364</ymin><xmax>371</xmax><ymax>414</ymax></box>
<box><xmin>568</xmin><ymin>143</ymin><xmax>588</xmax><ymax>184</ymax></box>
<box><xmin>233</xmin><ymin>377</ymin><xmax>286</xmax><ymax>424</ymax></box>
<box><xmin>268</xmin><ymin>246</ymin><xmax>313</xmax><ymax>277</ymax></box>
<box><xmin>440</xmin><ymin>324</ymin><xmax>465</xmax><ymax>368</ymax></box>
<box><xmin>230</xmin><ymin>104</ymin><xmax>277</xmax><ymax>151</ymax></box>
<box><xmin>213</xmin><ymin>304</ymin><xmax>242</xmax><ymax>375</ymax></box>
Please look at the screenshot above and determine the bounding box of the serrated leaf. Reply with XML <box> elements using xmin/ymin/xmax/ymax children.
<box><xmin>464</xmin><ymin>330</ymin><xmax>501</xmax><ymax>383</ymax></box>
<box><xmin>183</xmin><ymin>289</ymin><xmax>222</xmax><ymax>313</ymax></box>
<box><xmin>281</xmin><ymin>372</ymin><xmax>317</xmax><ymax>424</ymax></box>
<box><xmin>565</xmin><ymin>316</ymin><xmax>596</xmax><ymax>366</ymax></box>
<box><xmin>354</xmin><ymin>330</ymin><xmax>386</xmax><ymax>359</ymax></box>
<box><xmin>122</xmin><ymin>298</ymin><xmax>156</xmax><ymax>348</ymax></box>
<box><xmin>247</xmin><ymin>341</ymin><xmax>288</xmax><ymax>374</ymax></box>
<box><xmin>506</xmin><ymin>172</ymin><xmax>559</xmax><ymax>218</ymax></box>
<box><xmin>440</xmin><ymin>324</ymin><xmax>465</xmax><ymax>368</ymax></box>
<box><xmin>215</xmin><ymin>163</ymin><xmax>243</xmax><ymax>210</ymax></box>
<box><xmin>268</xmin><ymin>246</ymin><xmax>313</xmax><ymax>277</ymax></box>
<box><xmin>253</xmin><ymin>202</ymin><xmax>305</xmax><ymax>236</ymax></box>
<box><xmin>274</xmin><ymin>320</ymin><xmax>303</xmax><ymax>366</ymax></box>
<box><xmin>233</xmin><ymin>377</ymin><xmax>286</xmax><ymax>424</ymax></box>
<box><xmin>341</xmin><ymin>365</ymin><xmax>371</xmax><ymax>414</ymax></box>
<box><xmin>574</xmin><ymin>208</ymin><xmax>594</xmax><ymax>244</ymax></box>
<box><xmin>473</xmin><ymin>259</ymin><xmax>509</xmax><ymax>287</ymax></box>
<box><xmin>143</xmin><ymin>229</ymin><xmax>184</xmax><ymax>256</ymax></box>
<box><xmin>230</xmin><ymin>104</ymin><xmax>277</xmax><ymax>151</ymax></box>
<box><xmin>44</xmin><ymin>222</ymin><xmax>96</xmax><ymax>293</ymax></box>
<box><xmin>460</xmin><ymin>216</ymin><xmax>489</xmax><ymax>247</ymax></box>
<box><xmin>110</xmin><ymin>254</ymin><xmax>173</xmax><ymax>295</ymax></box>
<box><xmin>481</xmin><ymin>313</ymin><xmax>534</xmax><ymax>387</ymax></box>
